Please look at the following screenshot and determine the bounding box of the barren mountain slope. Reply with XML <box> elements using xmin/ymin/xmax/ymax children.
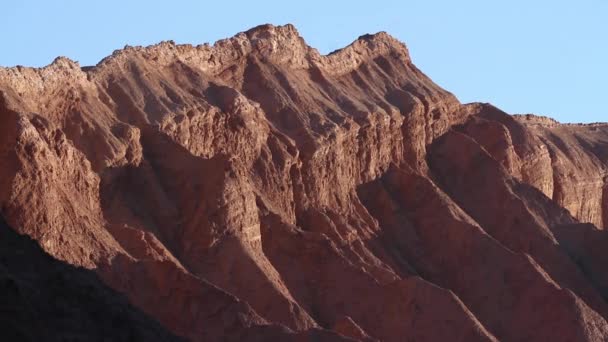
<box><xmin>0</xmin><ymin>216</ymin><xmax>184</xmax><ymax>342</ymax></box>
<box><xmin>1</xmin><ymin>24</ymin><xmax>607</xmax><ymax>341</ymax></box>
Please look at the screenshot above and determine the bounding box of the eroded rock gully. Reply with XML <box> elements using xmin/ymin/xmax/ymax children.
<box><xmin>1</xmin><ymin>24</ymin><xmax>607</xmax><ymax>341</ymax></box>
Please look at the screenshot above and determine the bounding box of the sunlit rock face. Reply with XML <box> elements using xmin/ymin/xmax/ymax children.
<box><xmin>1</xmin><ymin>24</ymin><xmax>608</xmax><ymax>341</ymax></box>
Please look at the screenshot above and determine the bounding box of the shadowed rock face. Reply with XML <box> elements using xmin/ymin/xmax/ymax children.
<box><xmin>0</xmin><ymin>23</ymin><xmax>607</xmax><ymax>341</ymax></box>
<box><xmin>0</xmin><ymin>216</ymin><xmax>184</xmax><ymax>342</ymax></box>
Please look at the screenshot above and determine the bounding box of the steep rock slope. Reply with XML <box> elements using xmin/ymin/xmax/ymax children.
<box><xmin>0</xmin><ymin>216</ymin><xmax>183</xmax><ymax>342</ymax></box>
<box><xmin>1</xmin><ymin>24</ymin><xmax>607</xmax><ymax>341</ymax></box>
<box><xmin>514</xmin><ymin>114</ymin><xmax>608</xmax><ymax>228</ymax></box>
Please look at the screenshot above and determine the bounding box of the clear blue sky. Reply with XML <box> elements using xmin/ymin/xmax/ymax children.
<box><xmin>2</xmin><ymin>0</ymin><xmax>606</xmax><ymax>123</ymax></box>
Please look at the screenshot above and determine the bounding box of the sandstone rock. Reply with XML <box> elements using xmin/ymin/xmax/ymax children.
<box><xmin>332</xmin><ymin>316</ymin><xmax>377</xmax><ymax>341</ymax></box>
<box><xmin>0</xmin><ymin>216</ymin><xmax>183</xmax><ymax>342</ymax></box>
<box><xmin>1</xmin><ymin>24</ymin><xmax>608</xmax><ymax>341</ymax></box>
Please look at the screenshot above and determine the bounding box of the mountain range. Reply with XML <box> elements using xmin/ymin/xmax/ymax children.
<box><xmin>1</xmin><ymin>24</ymin><xmax>608</xmax><ymax>341</ymax></box>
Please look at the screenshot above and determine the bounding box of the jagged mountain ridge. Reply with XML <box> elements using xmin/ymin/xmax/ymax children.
<box><xmin>1</xmin><ymin>23</ymin><xmax>607</xmax><ymax>341</ymax></box>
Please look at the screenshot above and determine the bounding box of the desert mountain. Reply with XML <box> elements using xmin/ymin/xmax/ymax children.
<box><xmin>1</xmin><ymin>24</ymin><xmax>608</xmax><ymax>341</ymax></box>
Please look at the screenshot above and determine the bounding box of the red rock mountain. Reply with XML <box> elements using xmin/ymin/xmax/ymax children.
<box><xmin>1</xmin><ymin>24</ymin><xmax>607</xmax><ymax>341</ymax></box>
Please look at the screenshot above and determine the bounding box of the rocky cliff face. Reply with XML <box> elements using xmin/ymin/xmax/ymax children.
<box><xmin>1</xmin><ymin>24</ymin><xmax>607</xmax><ymax>341</ymax></box>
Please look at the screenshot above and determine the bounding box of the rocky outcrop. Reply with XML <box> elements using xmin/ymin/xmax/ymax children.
<box><xmin>0</xmin><ymin>216</ymin><xmax>183</xmax><ymax>342</ymax></box>
<box><xmin>1</xmin><ymin>24</ymin><xmax>607</xmax><ymax>341</ymax></box>
<box><xmin>514</xmin><ymin>115</ymin><xmax>608</xmax><ymax>229</ymax></box>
